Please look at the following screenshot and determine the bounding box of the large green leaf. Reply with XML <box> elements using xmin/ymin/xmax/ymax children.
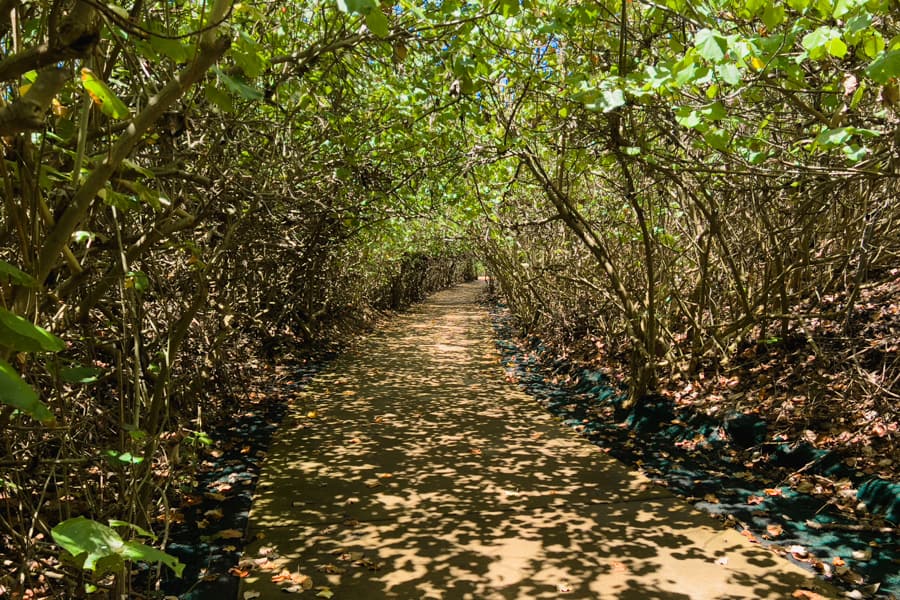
<box><xmin>337</xmin><ymin>0</ymin><xmax>377</xmax><ymax>13</ymax></box>
<box><xmin>59</xmin><ymin>365</ymin><xmax>103</xmax><ymax>384</ymax></box>
<box><xmin>214</xmin><ymin>68</ymin><xmax>263</xmax><ymax>101</ymax></box>
<box><xmin>801</xmin><ymin>27</ymin><xmax>846</xmax><ymax>59</ymax></box>
<box><xmin>866</xmin><ymin>49</ymin><xmax>900</xmax><ymax>84</ymax></box>
<box><xmin>0</xmin><ymin>260</ymin><xmax>37</xmax><ymax>288</ymax></box>
<box><xmin>694</xmin><ymin>28</ymin><xmax>728</xmax><ymax>63</ymax></box>
<box><xmin>80</xmin><ymin>68</ymin><xmax>130</xmax><ymax>120</ymax></box>
<box><xmin>0</xmin><ymin>308</ymin><xmax>65</xmax><ymax>353</ymax></box>
<box><xmin>0</xmin><ymin>359</ymin><xmax>53</xmax><ymax>423</ymax></box>
<box><xmin>365</xmin><ymin>9</ymin><xmax>390</xmax><ymax>38</ymax></box>
<box><xmin>52</xmin><ymin>517</ymin><xmax>184</xmax><ymax>577</ymax></box>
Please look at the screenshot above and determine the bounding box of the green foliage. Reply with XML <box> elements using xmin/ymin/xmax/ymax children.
<box><xmin>0</xmin><ymin>308</ymin><xmax>65</xmax><ymax>353</ymax></box>
<box><xmin>80</xmin><ymin>69</ymin><xmax>130</xmax><ymax>120</ymax></box>
<box><xmin>0</xmin><ymin>260</ymin><xmax>37</xmax><ymax>287</ymax></box>
<box><xmin>51</xmin><ymin>516</ymin><xmax>184</xmax><ymax>578</ymax></box>
<box><xmin>0</xmin><ymin>359</ymin><xmax>53</xmax><ymax>423</ymax></box>
<box><xmin>867</xmin><ymin>49</ymin><xmax>900</xmax><ymax>83</ymax></box>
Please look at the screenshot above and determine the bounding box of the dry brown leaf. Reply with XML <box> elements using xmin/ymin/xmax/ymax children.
<box><xmin>217</xmin><ymin>529</ymin><xmax>243</xmax><ymax>539</ymax></box>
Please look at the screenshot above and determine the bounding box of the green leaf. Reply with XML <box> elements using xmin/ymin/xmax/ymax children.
<box><xmin>801</xmin><ymin>27</ymin><xmax>843</xmax><ymax>60</ymax></box>
<box><xmin>585</xmin><ymin>81</ymin><xmax>626</xmax><ymax>113</ymax></box>
<box><xmin>204</xmin><ymin>83</ymin><xmax>234</xmax><ymax>113</ymax></box>
<box><xmin>0</xmin><ymin>260</ymin><xmax>37</xmax><ymax>288</ymax></box>
<box><xmin>125</xmin><ymin>271</ymin><xmax>150</xmax><ymax>293</ymax></box>
<box><xmin>700</xmin><ymin>101</ymin><xmax>727</xmax><ymax>120</ymax></box>
<box><xmin>365</xmin><ymin>9</ymin><xmax>389</xmax><ymax>38</ymax></box>
<box><xmin>762</xmin><ymin>4</ymin><xmax>785</xmax><ymax>28</ymax></box>
<box><xmin>80</xmin><ymin>69</ymin><xmax>130</xmax><ymax>120</ymax></box>
<box><xmin>866</xmin><ymin>49</ymin><xmax>900</xmax><ymax>84</ymax></box>
<box><xmin>149</xmin><ymin>35</ymin><xmax>188</xmax><ymax>63</ymax></box>
<box><xmin>695</xmin><ymin>28</ymin><xmax>728</xmax><ymax>63</ymax></box>
<box><xmin>499</xmin><ymin>0</ymin><xmax>520</xmax><ymax>17</ymax></box>
<box><xmin>815</xmin><ymin>126</ymin><xmax>852</xmax><ymax>147</ymax></box>
<box><xmin>717</xmin><ymin>63</ymin><xmax>742</xmax><ymax>85</ymax></box>
<box><xmin>108</xmin><ymin>520</ymin><xmax>156</xmax><ymax>540</ymax></box>
<box><xmin>0</xmin><ymin>308</ymin><xmax>65</xmax><ymax>353</ymax></box>
<box><xmin>862</xmin><ymin>31</ymin><xmax>885</xmax><ymax>59</ymax></box>
<box><xmin>105</xmin><ymin>450</ymin><xmax>145</xmax><ymax>464</ymax></box>
<box><xmin>825</xmin><ymin>37</ymin><xmax>848</xmax><ymax>58</ymax></box>
<box><xmin>214</xmin><ymin>68</ymin><xmax>263</xmax><ymax>101</ymax></box>
<box><xmin>59</xmin><ymin>366</ymin><xmax>102</xmax><ymax>384</ymax></box>
<box><xmin>52</xmin><ymin>517</ymin><xmax>184</xmax><ymax>577</ymax></box>
<box><xmin>675</xmin><ymin>106</ymin><xmax>701</xmax><ymax>128</ymax></box>
<box><xmin>121</xmin><ymin>541</ymin><xmax>184</xmax><ymax>576</ymax></box>
<box><xmin>0</xmin><ymin>359</ymin><xmax>53</xmax><ymax>423</ymax></box>
<box><xmin>704</xmin><ymin>128</ymin><xmax>730</xmax><ymax>150</ymax></box>
<box><xmin>337</xmin><ymin>0</ymin><xmax>376</xmax><ymax>12</ymax></box>
<box><xmin>843</xmin><ymin>144</ymin><xmax>868</xmax><ymax>162</ymax></box>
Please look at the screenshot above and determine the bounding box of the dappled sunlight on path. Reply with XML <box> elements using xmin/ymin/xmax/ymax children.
<box><xmin>240</xmin><ymin>281</ymin><xmax>836</xmax><ymax>599</ymax></box>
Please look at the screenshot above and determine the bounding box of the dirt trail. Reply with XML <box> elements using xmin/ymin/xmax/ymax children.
<box><xmin>240</xmin><ymin>280</ymin><xmax>836</xmax><ymax>599</ymax></box>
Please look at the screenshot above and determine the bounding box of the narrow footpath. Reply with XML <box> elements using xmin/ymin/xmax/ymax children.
<box><xmin>240</xmin><ymin>281</ymin><xmax>836</xmax><ymax>599</ymax></box>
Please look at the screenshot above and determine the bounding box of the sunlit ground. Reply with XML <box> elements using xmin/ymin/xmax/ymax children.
<box><xmin>241</xmin><ymin>281</ymin><xmax>835</xmax><ymax>599</ymax></box>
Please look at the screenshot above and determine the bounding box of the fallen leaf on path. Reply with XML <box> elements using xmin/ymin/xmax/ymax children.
<box><xmin>229</xmin><ymin>566</ymin><xmax>250</xmax><ymax>578</ymax></box>
<box><xmin>557</xmin><ymin>582</ymin><xmax>572</xmax><ymax>592</ymax></box>
<box><xmin>243</xmin><ymin>593</ymin><xmax>261</xmax><ymax>599</ymax></box>
<box><xmin>764</xmin><ymin>488</ymin><xmax>784</xmax><ymax>497</ymax></box>
<box><xmin>318</xmin><ymin>563</ymin><xmax>346</xmax><ymax>574</ymax></box>
<box><xmin>740</xmin><ymin>529</ymin><xmax>758</xmax><ymax>543</ymax></box>
<box><xmin>272</xmin><ymin>569</ymin><xmax>293</xmax><ymax>583</ymax></box>
<box><xmin>349</xmin><ymin>437</ymin><xmax>362</xmax><ymax>444</ymax></box>
<box><xmin>766</xmin><ymin>523</ymin><xmax>783</xmax><ymax>537</ymax></box>
<box><xmin>470</xmin><ymin>448</ymin><xmax>482</xmax><ymax>455</ymax></box>
<box><xmin>339</xmin><ymin>552</ymin><xmax>364</xmax><ymax>561</ymax></box>
<box><xmin>317</xmin><ymin>587</ymin><xmax>334</xmax><ymax>598</ymax></box>
<box><xmin>792</xmin><ymin>590</ymin><xmax>829</xmax><ymax>599</ymax></box>
<box><xmin>747</xmin><ymin>495</ymin><xmax>765</xmax><ymax>505</ymax></box>
<box><xmin>307</xmin><ymin>410</ymin><xmax>317</xmax><ymax>418</ymax></box>
<box><xmin>610</xmin><ymin>560</ymin><xmax>627</xmax><ymax>572</ymax></box>
<box><xmin>851</xmin><ymin>548</ymin><xmax>872</xmax><ymax>561</ymax></box>
<box><xmin>217</xmin><ymin>529</ymin><xmax>243</xmax><ymax>539</ymax></box>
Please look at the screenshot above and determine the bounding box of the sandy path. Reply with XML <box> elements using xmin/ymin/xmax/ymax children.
<box><xmin>240</xmin><ymin>280</ymin><xmax>834</xmax><ymax>599</ymax></box>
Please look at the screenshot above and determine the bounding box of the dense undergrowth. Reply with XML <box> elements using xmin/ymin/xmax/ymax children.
<box><xmin>487</xmin><ymin>267</ymin><xmax>899</xmax><ymax>598</ymax></box>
